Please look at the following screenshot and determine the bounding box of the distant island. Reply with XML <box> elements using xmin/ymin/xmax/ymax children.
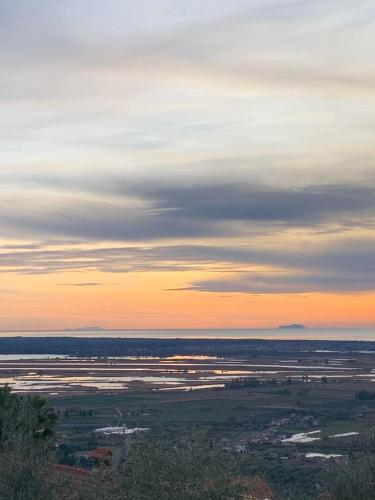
<box><xmin>277</xmin><ymin>324</ymin><xmax>306</xmax><ymax>330</ymax></box>
<box><xmin>63</xmin><ymin>326</ymin><xmax>105</xmax><ymax>332</ymax></box>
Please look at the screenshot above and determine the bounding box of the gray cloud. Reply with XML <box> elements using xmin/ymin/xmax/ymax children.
<box><xmin>0</xmin><ymin>244</ymin><xmax>219</xmax><ymax>275</ymax></box>
<box><xmin>184</xmin><ymin>272</ymin><xmax>375</xmax><ymax>294</ymax></box>
<box><xmin>129</xmin><ymin>183</ymin><xmax>375</xmax><ymax>223</ymax></box>
<box><xmin>0</xmin><ymin>194</ymin><xmax>225</xmax><ymax>241</ymax></box>
<box><xmin>0</xmin><ymin>181</ymin><xmax>374</xmax><ymax>242</ymax></box>
<box><xmin>176</xmin><ymin>238</ymin><xmax>375</xmax><ymax>293</ymax></box>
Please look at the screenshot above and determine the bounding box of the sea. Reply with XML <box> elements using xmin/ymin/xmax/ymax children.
<box><xmin>0</xmin><ymin>328</ymin><xmax>375</xmax><ymax>341</ymax></box>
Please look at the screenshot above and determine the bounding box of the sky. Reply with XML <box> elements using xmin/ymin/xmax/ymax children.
<box><xmin>1</xmin><ymin>0</ymin><xmax>375</xmax><ymax>330</ymax></box>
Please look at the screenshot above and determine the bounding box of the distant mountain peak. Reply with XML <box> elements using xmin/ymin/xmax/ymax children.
<box><xmin>277</xmin><ymin>324</ymin><xmax>306</xmax><ymax>330</ymax></box>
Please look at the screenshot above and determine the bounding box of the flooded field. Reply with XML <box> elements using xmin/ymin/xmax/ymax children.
<box><xmin>1</xmin><ymin>350</ymin><xmax>374</xmax><ymax>395</ymax></box>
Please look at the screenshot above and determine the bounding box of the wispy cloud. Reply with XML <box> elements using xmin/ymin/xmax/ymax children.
<box><xmin>1</xmin><ymin>236</ymin><xmax>375</xmax><ymax>294</ymax></box>
<box><xmin>58</xmin><ymin>282</ymin><xmax>103</xmax><ymax>287</ymax></box>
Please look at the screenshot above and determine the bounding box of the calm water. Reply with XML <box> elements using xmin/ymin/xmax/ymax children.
<box><xmin>0</xmin><ymin>354</ymin><xmax>61</xmax><ymax>360</ymax></box>
<box><xmin>0</xmin><ymin>328</ymin><xmax>375</xmax><ymax>341</ymax></box>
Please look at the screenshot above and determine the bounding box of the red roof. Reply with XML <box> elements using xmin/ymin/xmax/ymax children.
<box><xmin>54</xmin><ymin>464</ymin><xmax>88</xmax><ymax>480</ymax></box>
<box><xmin>89</xmin><ymin>447</ymin><xmax>112</xmax><ymax>460</ymax></box>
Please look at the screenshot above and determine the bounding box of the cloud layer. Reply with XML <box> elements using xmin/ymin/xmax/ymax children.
<box><xmin>1</xmin><ymin>0</ymin><xmax>375</xmax><ymax>315</ymax></box>
<box><xmin>0</xmin><ymin>179</ymin><xmax>374</xmax><ymax>241</ymax></box>
<box><xmin>1</xmin><ymin>235</ymin><xmax>375</xmax><ymax>294</ymax></box>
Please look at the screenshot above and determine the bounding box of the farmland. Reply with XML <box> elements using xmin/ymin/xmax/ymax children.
<box><xmin>1</xmin><ymin>337</ymin><xmax>375</xmax><ymax>496</ymax></box>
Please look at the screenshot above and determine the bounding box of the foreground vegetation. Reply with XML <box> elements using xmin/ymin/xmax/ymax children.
<box><xmin>2</xmin><ymin>387</ymin><xmax>375</xmax><ymax>499</ymax></box>
<box><xmin>0</xmin><ymin>387</ymin><xmax>268</xmax><ymax>499</ymax></box>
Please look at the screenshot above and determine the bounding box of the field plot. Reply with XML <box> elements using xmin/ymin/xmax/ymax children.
<box><xmin>49</xmin><ymin>368</ymin><xmax>375</xmax><ymax>495</ymax></box>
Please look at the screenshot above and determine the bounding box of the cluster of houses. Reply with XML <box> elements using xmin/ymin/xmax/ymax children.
<box><xmin>229</xmin><ymin>413</ymin><xmax>321</xmax><ymax>448</ymax></box>
<box><xmin>221</xmin><ymin>412</ymin><xmax>344</xmax><ymax>463</ymax></box>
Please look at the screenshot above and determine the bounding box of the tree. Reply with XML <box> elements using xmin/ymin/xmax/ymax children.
<box><xmin>357</xmin><ymin>389</ymin><xmax>375</xmax><ymax>401</ymax></box>
<box><xmin>0</xmin><ymin>386</ymin><xmax>57</xmax><ymax>446</ymax></box>
<box><xmin>321</xmin><ymin>457</ymin><xmax>375</xmax><ymax>500</ymax></box>
<box><xmin>116</xmin><ymin>436</ymin><xmax>243</xmax><ymax>500</ymax></box>
<box><xmin>0</xmin><ymin>388</ymin><xmax>70</xmax><ymax>500</ymax></box>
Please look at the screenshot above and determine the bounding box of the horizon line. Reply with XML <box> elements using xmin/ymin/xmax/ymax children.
<box><xmin>1</xmin><ymin>326</ymin><xmax>375</xmax><ymax>333</ymax></box>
